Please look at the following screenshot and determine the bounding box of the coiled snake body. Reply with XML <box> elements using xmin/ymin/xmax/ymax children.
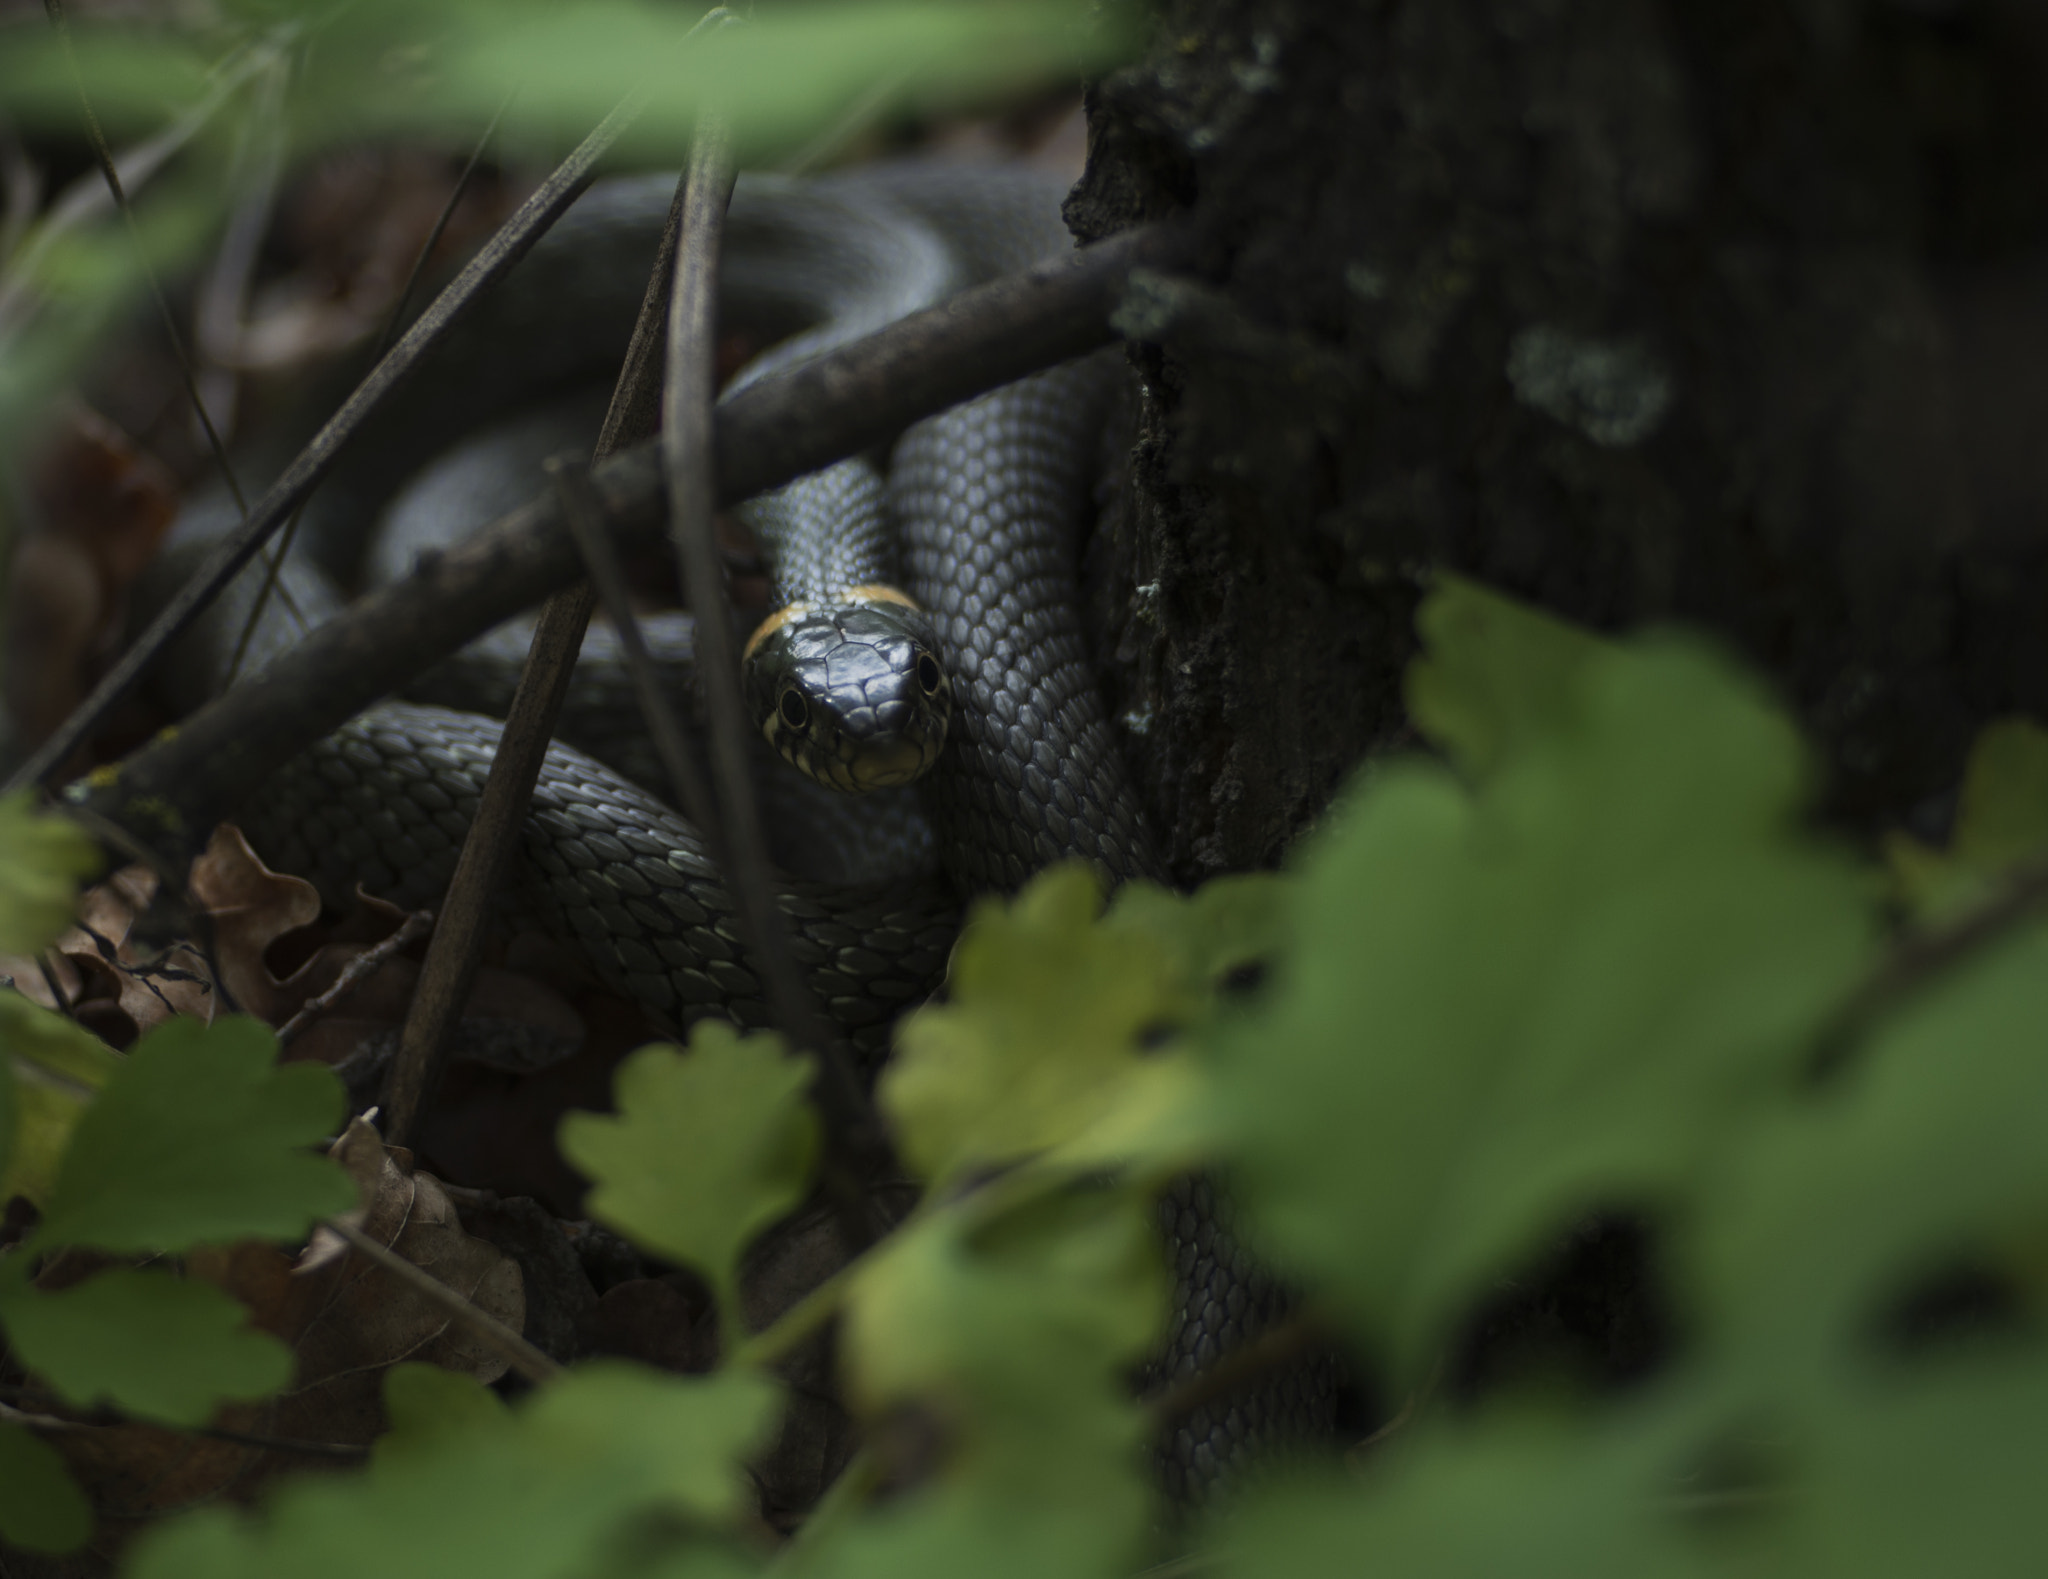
<box><xmin>202</xmin><ymin>164</ymin><xmax>1331</xmax><ymax>1500</ymax></box>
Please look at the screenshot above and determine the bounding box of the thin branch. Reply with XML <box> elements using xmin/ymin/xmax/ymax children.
<box><xmin>551</xmin><ymin>457</ymin><xmax>720</xmax><ymax>835</ymax></box>
<box><xmin>1144</xmin><ymin>1305</ymin><xmax>1331</xmax><ymax>1431</ymax></box>
<box><xmin>68</xmin><ymin>221</ymin><xmax>1190</xmax><ymax>850</ymax></box>
<box><xmin>223</xmin><ymin>91</ymin><xmax>515</xmax><ymax>692</ymax></box>
<box><xmin>1808</xmin><ymin>855</ymin><xmax>2048</xmax><ymax>1081</ymax></box>
<box><xmin>46</xmin><ymin>0</ymin><xmax>251</xmax><ymax>517</ymax></box>
<box><xmin>377</xmin><ymin>5</ymin><xmax>733</xmax><ymax>1141</ymax></box>
<box><xmin>275</xmin><ymin>907</ymin><xmax>433</xmax><ymax>1047</ymax></box>
<box><xmin>379</xmin><ymin>583</ymin><xmax>597</xmax><ymax>1146</ymax></box>
<box><xmin>662</xmin><ymin>111</ymin><xmax>890</xmax><ymax>1239</ymax></box>
<box><xmin>0</xmin><ymin>1388</ymin><xmax>366</xmax><ymax>1461</ymax></box>
<box><xmin>0</xmin><ymin>33</ymin><xmax>284</xmax><ymax>337</ymax></box>
<box><xmin>324</xmin><ymin>1216</ymin><xmax>559</xmax><ymax>1384</ymax></box>
<box><xmin>8</xmin><ymin>83</ymin><xmax>655</xmax><ymax>796</ymax></box>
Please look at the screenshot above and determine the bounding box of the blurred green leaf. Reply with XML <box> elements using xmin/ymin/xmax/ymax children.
<box><xmin>820</xmin><ymin>1182</ymin><xmax>1164</xmax><ymax>1579</ymax></box>
<box><xmin>0</xmin><ymin>1420</ymin><xmax>92</xmax><ymax>1555</ymax></box>
<box><xmin>1219</xmin><ymin>1414</ymin><xmax>1703</xmax><ymax>1579</ymax></box>
<box><xmin>1887</xmin><ymin>717</ymin><xmax>2048</xmax><ymax>917</ymax></box>
<box><xmin>560</xmin><ymin>1024</ymin><xmax>815</xmax><ymax>1335</ymax></box>
<box><xmin>1405</xmin><ymin>574</ymin><xmax>1609</xmax><ymax>782</ymax></box>
<box><xmin>33</xmin><ymin>1015</ymin><xmax>351</xmax><ymax>1255</ymax></box>
<box><xmin>380</xmin><ymin>1359</ymin><xmax>509</xmax><ymax>1449</ymax></box>
<box><xmin>0</xmin><ymin>792</ymin><xmax>101</xmax><ymax>953</ymax></box>
<box><xmin>1767</xmin><ymin>1354</ymin><xmax>2048</xmax><ymax>1577</ymax></box>
<box><xmin>124</xmin><ymin>1362</ymin><xmax>781</xmax><ymax>1579</ymax></box>
<box><xmin>1212</xmin><ymin>608</ymin><xmax>1875</xmax><ymax>1378</ymax></box>
<box><xmin>885</xmin><ymin>865</ymin><xmax>1206</xmax><ymax>1189</ymax></box>
<box><xmin>0</xmin><ymin>1266</ymin><xmax>292</xmax><ymax>1426</ymax></box>
<box><xmin>0</xmin><ymin>990</ymin><xmax>123</xmax><ymax>1206</ymax></box>
<box><xmin>1691</xmin><ymin>922</ymin><xmax>2048</xmax><ymax>1384</ymax></box>
<box><xmin>1105</xmin><ymin>871</ymin><xmax>1289</xmax><ymax>1003</ymax></box>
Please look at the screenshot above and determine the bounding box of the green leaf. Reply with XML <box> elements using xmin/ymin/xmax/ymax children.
<box><xmin>884</xmin><ymin>865</ymin><xmax>1207</xmax><ymax>1188</ymax></box>
<box><xmin>0</xmin><ymin>792</ymin><xmax>101</xmax><ymax>952</ymax></box>
<box><xmin>1405</xmin><ymin>574</ymin><xmax>1610</xmax><ymax>781</ymax></box>
<box><xmin>1767</xmin><ymin>1353</ymin><xmax>2048</xmax><ymax>1576</ymax></box>
<box><xmin>1887</xmin><ymin>717</ymin><xmax>2048</xmax><ymax>917</ymax></box>
<box><xmin>560</xmin><ymin>1025</ymin><xmax>815</xmax><ymax>1333</ymax></box>
<box><xmin>1212</xmin><ymin>631</ymin><xmax>1875</xmax><ymax>1377</ymax></box>
<box><xmin>0</xmin><ymin>990</ymin><xmax>124</xmax><ymax>1206</ymax></box>
<box><xmin>0</xmin><ymin>1266</ymin><xmax>292</xmax><ymax>1426</ymax></box>
<box><xmin>1104</xmin><ymin>872</ymin><xmax>1290</xmax><ymax>1001</ymax></box>
<box><xmin>1691</xmin><ymin>921</ymin><xmax>2048</xmax><ymax>1385</ymax></box>
<box><xmin>380</xmin><ymin>1360</ymin><xmax>510</xmax><ymax>1450</ymax></box>
<box><xmin>1217</xmin><ymin>1413</ymin><xmax>1704</xmax><ymax>1579</ymax></box>
<box><xmin>425</xmin><ymin>0</ymin><xmax>1132</xmax><ymax>163</ymax></box>
<box><xmin>0</xmin><ymin>1420</ymin><xmax>92</xmax><ymax>1554</ymax></box>
<box><xmin>819</xmin><ymin>1182</ymin><xmax>1165</xmax><ymax>1579</ymax></box>
<box><xmin>125</xmin><ymin>1362</ymin><xmax>781</xmax><ymax>1579</ymax></box>
<box><xmin>33</xmin><ymin>1015</ymin><xmax>351</xmax><ymax>1255</ymax></box>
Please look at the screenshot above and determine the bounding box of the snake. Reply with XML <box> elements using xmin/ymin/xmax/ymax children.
<box><xmin>154</xmin><ymin>161</ymin><xmax>1334</xmax><ymax>1502</ymax></box>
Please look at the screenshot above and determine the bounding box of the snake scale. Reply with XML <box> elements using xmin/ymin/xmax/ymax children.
<box><xmin>187</xmin><ymin>162</ymin><xmax>1334</xmax><ymax>1501</ymax></box>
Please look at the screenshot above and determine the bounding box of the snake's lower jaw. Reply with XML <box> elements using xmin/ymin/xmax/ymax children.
<box><xmin>845</xmin><ymin>735</ymin><xmax>943</xmax><ymax>791</ymax></box>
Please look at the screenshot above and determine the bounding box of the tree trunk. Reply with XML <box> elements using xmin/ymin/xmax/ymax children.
<box><xmin>1068</xmin><ymin>0</ymin><xmax>2048</xmax><ymax>880</ymax></box>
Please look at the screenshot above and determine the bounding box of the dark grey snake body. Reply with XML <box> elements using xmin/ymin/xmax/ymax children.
<box><xmin>197</xmin><ymin>163</ymin><xmax>1330</xmax><ymax>1501</ymax></box>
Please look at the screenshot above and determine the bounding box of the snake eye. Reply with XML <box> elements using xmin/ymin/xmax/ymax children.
<box><xmin>916</xmin><ymin>652</ymin><xmax>943</xmax><ymax>696</ymax></box>
<box><xmin>779</xmin><ymin>689</ymin><xmax>810</xmax><ymax>731</ymax></box>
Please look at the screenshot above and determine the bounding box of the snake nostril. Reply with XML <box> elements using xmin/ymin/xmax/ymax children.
<box><xmin>917</xmin><ymin>652</ymin><xmax>942</xmax><ymax>696</ymax></box>
<box><xmin>780</xmin><ymin>689</ymin><xmax>810</xmax><ymax>730</ymax></box>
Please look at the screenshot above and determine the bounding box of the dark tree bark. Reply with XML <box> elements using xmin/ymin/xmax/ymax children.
<box><xmin>1067</xmin><ymin>0</ymin><xmax>2048</xmax><ymax>883</ymax></box>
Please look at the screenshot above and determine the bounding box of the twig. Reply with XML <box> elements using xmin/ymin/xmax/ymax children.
<box><xmin>0</xmin><ymin>34</ymin><xmax>284</xmax><ymax>337</ymax></box>
<box><xmin>776</xmin><ymin>66</ymin><xmax>914</xmax><ymax>177</ymax></box>
<box><xmin>379</xmin><ymin>587</ymin><xmax>596</xmax><ymax>1146</ymax></box>
<box><xmin>68</xmin><ymin>221</ymin><xmax>1189</xmax><ymax>849</ymax></box>
<box><xmin>1808</xmin><ymin>855</ymin><xmax>2048</xmax><ymax>1081</ymax></box>
<box><xmin>551</xmin><ymin>458</ymin><xmax>720</xmax><ymax>835</ymax></box>
<box><xmin>378</xmin><ymin>5</ymin><xmax>737</xmax><ymax>1141</ymax></box>
<box><xmin>324</xmin><ymin>1215</ymin><xmax>559</xmax><ymax>1384</ymax></box>
<box><xmin>0</xmin><ymin>1389</ymin><xmax>366</xmax><ymax>1460</ymax></box>
<box><xmin>1144</xmin><ymin>1305</ymin><xmax>1331</xmax><ymax>1431</ymax></box>
<box><xmin>45</xmin><ymin>0</ymin><xmax>250</xmax><ymax>517</ymax></box>
<box><xmin>275</xmin><ymin>907</ymin><xmax>433</xmax><ymax>1047</ymax></box>
<box><xmin>662</xmin><ymin>111</ymin><xmax>891</xmax><ymax>1241</ymax></box>
<box><xmin>8</xmin><ymin>83</ymin><xmax>655</xmax><ymax>796</ymax></box>
<box><xmin>0</xmin><ymin>117</ymin><xmax>41</xmax><ymax>263</ymax></box>
<box><xmin>223</xmin><ymin>90</ymin><xmax>519</xmax><ymax>694</ymax></box>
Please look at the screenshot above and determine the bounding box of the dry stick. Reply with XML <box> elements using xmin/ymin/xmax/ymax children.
<box><xmin>379</xmin><ymin>157</ymin><xmax>701</xmax><ymax>1146</ymax></box>
<box><xmin>551</xmin><ymin>458</ymin><xmax>720</xmax><ymax>835</ymax></box>
<box><xmin>0</xmin><ymin>1388</ymin><xmax>367</xmax><ymax>1461</ymax></box>
<box><xmin>1143</xmin><ymin>1305</ymin><xmax>1331</xmax><ymax>1432</ymax></box>
<box><xmin>222</xmin><ymin>89</ymin><xmax>518</xmax><ymax>693</ymax></box>
<box><xmin>324</xmin><ymin>1216</ymin><xmax>559</xmax><ymax>1384</ymax></box>
<box><xmin>45</xmin><ymin>0</ymin><xmax>251</xmax><ymax>518</ymax></box>
<box><xmin>71</xmin><ymin>221</ymin><xmax>1187</xmax><ymax>846</ymax></box>
<box><xmin>1808</xmin><ymin>854</ymin><xmax>2048</xmax><ymax>1080</ymax></box>
<box><xmin>662</xmin><ymin>115</ymin><xmax>894</xmax><ymax>1232</ymax></box>
<box><xmin>0</xmin><ymin>34</ymin><xmax>282</xmax><ymax>337</ymax></box>
<box><xmin>275</xmin><ymin>907</ymin><xmax>433</xmax><ymax>1047</ymax></box>
<box><xmin>379</xmin><ymin>586</ymin><xmax>597</xmax><ymax>1145</ymax></box>
<box><xmin>7</xmin><ymin>84</ymin><xmax>652</xmax><ymax>797</ymax></box>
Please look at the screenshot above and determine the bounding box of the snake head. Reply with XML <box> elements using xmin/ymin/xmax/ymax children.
<box><xmin>743</xmin><ymin>590</ymin><xmax>952</xmax><ymax>792</ymax></box>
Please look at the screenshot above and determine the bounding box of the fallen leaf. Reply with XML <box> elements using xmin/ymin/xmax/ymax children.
<box><xmin>282</xmin><ymin>1117</ymin><xmax>526</xmax><ymax>1445</ymax></box>
<box><xmin>191</xmin><ymin>826</ymin><xmax>583</xmax><ymax>1066</ymax></box>
<box><xmin>0</xmin><ymin>862</ymin><xmax>216</xmax><ymax>1048</ymax></box>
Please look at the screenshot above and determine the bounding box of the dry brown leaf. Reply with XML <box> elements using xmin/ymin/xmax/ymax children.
<box><xmin>190</xmin><ymin>826</ymin><xmax>584</xmax><ymax>1063</ymax></box>
<box><xmin>0</xmin><ymin>864</ymin><xmax>214</xmax><ymax>1048</ymax></box>
<box><xmin>278</xmin><ymin>1118</ymin><xmax>524</xmax><ymax>1445</ymax></box>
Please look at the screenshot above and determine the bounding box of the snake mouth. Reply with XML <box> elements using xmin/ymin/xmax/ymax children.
<box><xmin>844</xmin><ymin>737</ymin><xmax>940</xmax><ymax>791</ymax></box>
